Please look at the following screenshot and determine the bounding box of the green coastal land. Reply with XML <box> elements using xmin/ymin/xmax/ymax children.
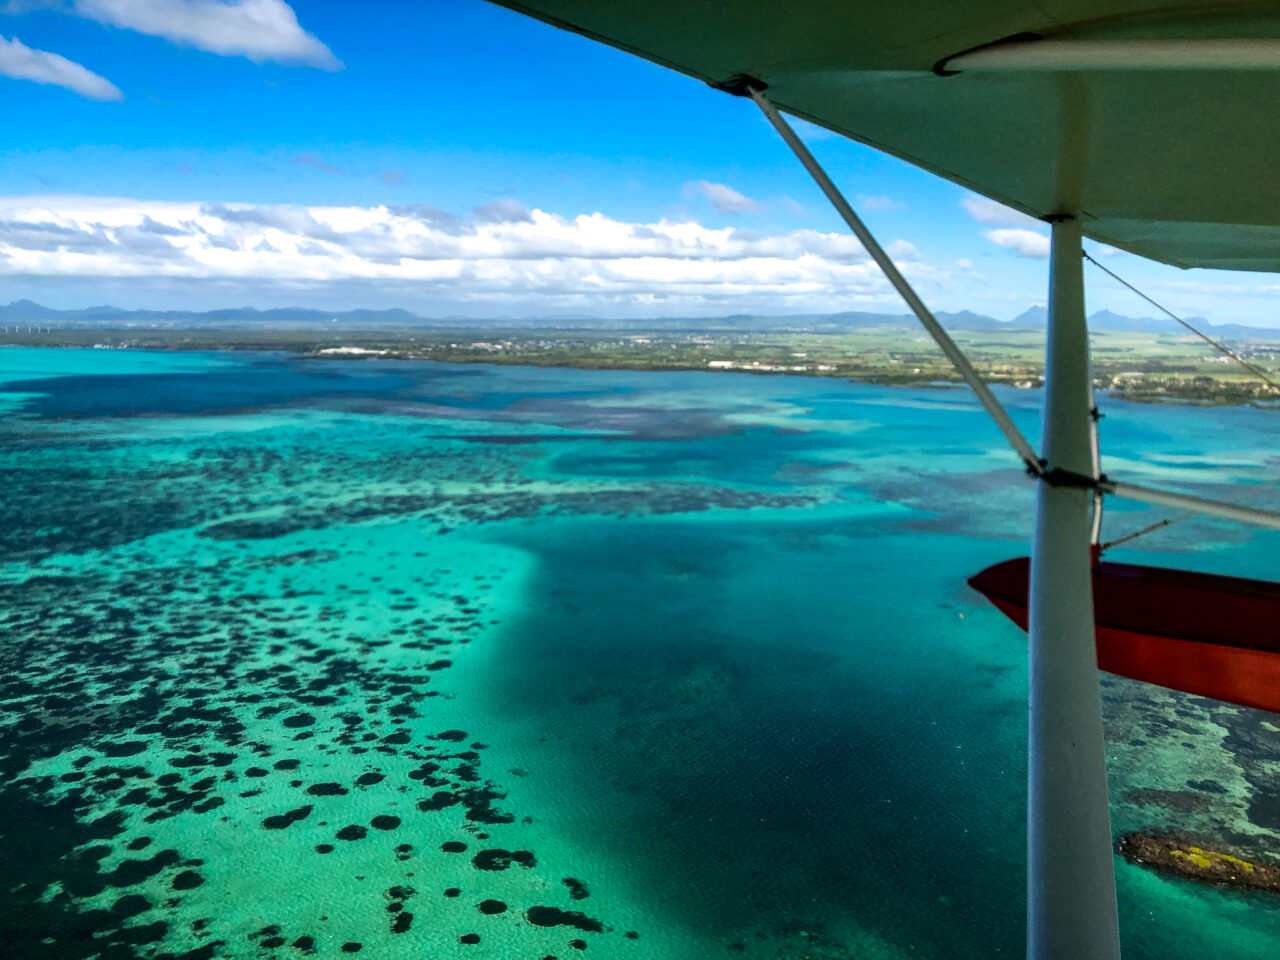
<box><xmin>6</xmin><ymin>322</ymin><xmax>1280</xmax><ymax>405</ymax></box>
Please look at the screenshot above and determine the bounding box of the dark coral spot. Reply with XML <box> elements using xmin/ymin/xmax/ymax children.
<box><xmin>100</xmin><ymin>741</ymin><xmax>148</xmax><ymax>757</ymax></box>
<box><xmin>340</xmin><ymin>942</ymin><xmax>362</xmax><ymax>953</ymax></box>
<box><xmin>525</xmin><ymin>907</ymin><xmax>603</xmax><ymax>933</ymax></box>
<box><xmin>472</xmin><ymin>848</ymin><xmax>536</xmax><ymax>871</ymax></box>
<box><xmin>1188</xmin><ymin>778</ymin><xmax>1228</xmax><ymax>794</ymax></box>
<box><xmin>111</xmin><ymin>894</ymin><xmax>151</xmax><ymax>917</ymax></box>
<box><xmin>172</xmin><ymin>870</ymin><xmax>204</xmax><ymax>891</ymax></box>
<box><xmin>441</xmin><ymin>841</ymin><xmax>467</xmax><ymax>853</ymax></box>
<box><xmin>444</xmin><ymin>888</ymin><xmax>461</xmax><ymax>898</ymax></box>
<box><xmin>306</xmin><ymin>782</ymin><xmax>348</xmax><ymax>797</ymax></box>
<box><xmin>418</xmin><ymin>791</ymin><xmax>459</xmax><ymax>812</ymax></box>
<box><xmin>370</xmin><ymin>815</ymin><xmax>400</xmax><ymax>831</ymax></box>
<box><xmin>336</xmin><ymin>824</ymin><xmax>367</xmax><ymax>841</ymax></box>
<box><xmin>478</xmin><ymin>899</ymin><xmax>507</xmax><ymax>915</ymax></box>
<box><xmin>262</xmin><ymin>805</ymin><xmax>312</xmax><ymax>830</ymax></box>
<box><xmin>356</xmin><ymin>773</ymin><xmax>384</xmax><ymax>786</ymax></box>
<box><xmin>459</xmin><ymin>933</ymin><xmax>480</xmax><ymax>945</ymax></box>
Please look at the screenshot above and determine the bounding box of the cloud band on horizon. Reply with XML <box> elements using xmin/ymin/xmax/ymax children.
<box><xmin>0</xmin><ymin>194</ymin><xmax>939</xmax><ymax>314</ymax></box>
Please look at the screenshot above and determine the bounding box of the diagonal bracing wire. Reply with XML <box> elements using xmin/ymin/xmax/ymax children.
<box><xmin>1099</xmin><ymin>513</ymin><xmax>1190</xmax><ymax>552</ymax></box>
<box><xmin>1083</xmin><ymin>251</ymin><xmax>1280</xmax><ymax>393</ymax></box>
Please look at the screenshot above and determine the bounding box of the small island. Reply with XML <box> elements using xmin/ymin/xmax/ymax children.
<box><xmin>1119</xmin><ymin>832</ymin><xmax>1280</xmax><ymax>893</ymax></box>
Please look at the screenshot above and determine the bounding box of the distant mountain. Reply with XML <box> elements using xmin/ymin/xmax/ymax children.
<box><xmin>1012</xmin><ymin>305</ymin><xmax>1047</xmax><ymax>327</ymax></box>
<box><xmin>0</xmin><ymin>299</ymin><xmax>66</xmax><ymax>320</ymax></box>
<box><xmin>3</xmin><ymin>299</ymin><xmax>1279</xmax><ymax>339</ymax></box>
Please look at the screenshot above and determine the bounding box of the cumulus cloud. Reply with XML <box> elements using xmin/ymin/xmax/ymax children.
<box><xmin>48</xmin><ymin>0</ymin><xmax>339</xmax><ymax>68</ymax></box>
<box><xmin>961</xmin><ymin>194</ymin><xmax>1039</xmax><ymax>228</ymax></box>
<box><xmin>962</xmin><ymin>193</ymin><xmax>1052</xmax><ymax>257</ymax></box>
<box><xmin>0</xmin><ymin>194</ymin><xmax>963</xmax><ymax>313</ymax></box>
<box><xmin>687</xmin><ymin>180</ymin><xmax>758</xmax><ymax>215</ymax></box>
<box><xmin>0</xmin><ymin>34</ymin><xmax>122</xmax><ymax>99</ymax></box>
<box><xmin>984</xmin><ymin>228</ymin><xmax>1051</xmax><ymax>259</ymax></box>
<box><xmin>473</xmin><ymin>198</ymin><xmax>532</xmax><ymax>224</ymax></box>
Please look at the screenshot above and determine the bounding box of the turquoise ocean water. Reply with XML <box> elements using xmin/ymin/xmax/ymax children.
<box><xmin>2</xmin><ymin>346</ymin><xmax>1279</xmax><ymax>959</ymax></box>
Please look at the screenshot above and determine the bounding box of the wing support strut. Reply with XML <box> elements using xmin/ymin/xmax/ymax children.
<box><xmin>1028</xmin><ymin>216</ymin><xmax>1121</xmax><ymax>960</ymax></box>
<box><xmin>742</xmin><ymin>81</ymin><xmax>1045</xmax><ymax>476</ymax></box>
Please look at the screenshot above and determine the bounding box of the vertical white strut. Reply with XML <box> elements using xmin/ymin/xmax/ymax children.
<box><xmin>737</xmin><ymin>84</ymin><xmax>1122</xmax><ymax>954</ymax></box>
<box><xmin>1028</xmin><ymin>216</ymin><xmax>1120</xmax><ymax>960</ymax></box>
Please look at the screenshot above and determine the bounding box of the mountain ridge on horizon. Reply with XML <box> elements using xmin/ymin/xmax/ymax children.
<box><xmin>3</xmin><ymin>298</ymin><xmax>1277</xmax><ymax>339</ymax></box>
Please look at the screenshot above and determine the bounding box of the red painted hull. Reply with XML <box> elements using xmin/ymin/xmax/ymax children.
<box><xmin>969</xmin><ymin>557</ymin><xmax>1280</xmax><ymax>713</ymax></box>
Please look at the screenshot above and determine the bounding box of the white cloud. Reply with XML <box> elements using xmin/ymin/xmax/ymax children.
<box><xmin>0</xmin><ymin>195</ymin><xmax>965</xmax><ymax>313</ymax></box>
<box><xmin>686</xmin><ymin>180</ymin><xmax>758</xmax><ymax>215</ymax></box>
<box><xmin>983</xmin><ymin>228</ymin><xmax>1050</xmax><ymax>259</ymax></box>
<box><xmin>70</xmin><ymin>0</ymin><xmax>340</xmax><ymax>69</ymax></box>
<box><xmin>961</xmin><ymin>194</ymin><xmax>1039</xmax><ymax>228</ymax></box>
<box><xmin>963</xmin><ymin>194</ymin><xmax>1051</xmax><ymax>258</ymax></box>
<box><xmin>857</xmin><ymin>195</ymin><xmax>896</xmax><ymax>212</ymax></box>
<box><xmin>0</xmin><ymin>34</ymin><xmax>122</xmax><ymax>99</ymax></box>
<box><xmin>886</xmin><ymin>239</ymin><xmax>918</xmax><ymax>260</ymax></box>
<box><xmin>473</xmin><ymin>198</ymin><xmax>532</xmax><ymax>224</ymax></box>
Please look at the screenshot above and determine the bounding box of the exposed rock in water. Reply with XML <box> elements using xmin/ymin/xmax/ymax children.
<box><xmin>1119</xmin><ymin>833</ymin><xmax>1280</xmax><ymax>893</ymax></box>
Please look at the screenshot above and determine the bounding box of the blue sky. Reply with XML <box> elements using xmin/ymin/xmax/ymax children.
<box><xmin>1</xmin><ymin>0</ymin><xmax>1278</xmax><ymax>324</ymax></box>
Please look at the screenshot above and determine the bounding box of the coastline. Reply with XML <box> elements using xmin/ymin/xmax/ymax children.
<box><xmin>3</xmin><ymin>329</ymin><xmax>1280</xmax><ymax>407</ymax></box>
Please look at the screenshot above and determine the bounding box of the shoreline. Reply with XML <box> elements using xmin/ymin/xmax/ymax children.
<box><xmin>3</xmin><ymin>333</ymin><xmax>1279</xmax><ymax>407</ymax></box>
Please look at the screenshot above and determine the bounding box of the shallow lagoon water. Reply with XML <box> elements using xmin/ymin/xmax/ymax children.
<box><xmin>2</xmin><ymin>346</ymin><xmax>1279</xmax><ymax>959</ymax></box>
